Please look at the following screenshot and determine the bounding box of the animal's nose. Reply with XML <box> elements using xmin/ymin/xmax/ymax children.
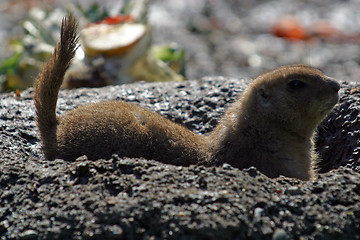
<box><xmin>326</xmin><ymin>78</ymin><xmax>340</xmax><ymax>92</ymax></box>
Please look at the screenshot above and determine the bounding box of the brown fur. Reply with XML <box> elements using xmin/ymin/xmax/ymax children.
<box><xmin>33</xmin><ymin>16</ymin><xmax>340</xmax><ymax>180</ymax></box>
<box><xmin>33</xmin><ymin>15</ymin><xmax>79</xmax><ymax>160</ymax></box>
<box><xmin>207</xmin><ymin>65</ymin><xmax>340</xmax><ymax>180</ymax></box>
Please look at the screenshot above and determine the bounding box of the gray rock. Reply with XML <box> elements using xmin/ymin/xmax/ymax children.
<box><xmin>285</xmin><ymin>186</ymin><xmax>304</xmax><ymax>196</ymax></box>
<box><xmin>0</xmin><ymin>77</ymin><xmax>360</xmax><ymax>239</ymax></box>
<box><xmin>19</xmin><ymin>230</ymin><xmax>38</xmax><ymax>240</ymax></box>
<box><xmin>272</xmin><ymin>228</ymin><xmax>290</xmax><ymax>240</ymax></box>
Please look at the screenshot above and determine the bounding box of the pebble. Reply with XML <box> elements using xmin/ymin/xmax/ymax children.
<box><xmin>222</xmin><ymin>163</ymin><xmax>233</xmax><ymax>170</ymax></box>
<box><xmin>19</xmin><ymin>229</ymin><xmax>38</xmax><ymax>240</ymax></box>
<box><xmin>285</xmin><ymin>186</ymin><xmax>304</xmax><ymax>196</ymax></box>
<box><xmin>244</xmin><ymin>166</ymin><xmax>258</xmax><ymax>177</ymax></box>
<box><xmin>253</xmin><ymin>207</ymin><xmax>264</xmax><ymax>221</ymax></box>
<box><xmin>106</xmin><ymin>225</ymin><xmax>123</xmax><ymax>238</ymax></box>
<box><xmin>272</xmin><ymin>228</ymin><xmax>290</xmax><ymax>240</ymax></box>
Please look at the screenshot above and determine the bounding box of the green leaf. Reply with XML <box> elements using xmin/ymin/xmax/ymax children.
<box><xmin>0</xmin><ymin>52</ymin><xmax>22</xmax><ymax>75</ymax></box>
<box><xmin>151</xmin><ymin>44</ymin><xmax>185</xmax><ymax>62</ymax></box>
<box><xmin>76</xmin><ymin>3</ymin><xmax>109</xmax><ymax>23</ymax></box>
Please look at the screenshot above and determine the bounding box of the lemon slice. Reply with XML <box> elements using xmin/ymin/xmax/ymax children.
<box><xmin>80</xmin><ymin>23</ymin><xmax>146</xmax><ymax>57</ymax></box>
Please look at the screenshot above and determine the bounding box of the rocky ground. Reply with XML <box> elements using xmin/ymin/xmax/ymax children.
<box><xmin>1</xmin><ymin>0</ymin><xmax>360</xmax><ymax>239</ymax></box>
<box><xmin>1</xmin><ymin>77</ymin><xmax>360</xmax><ymax>239</ymax></box>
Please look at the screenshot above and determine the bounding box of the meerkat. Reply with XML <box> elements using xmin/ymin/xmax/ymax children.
<box><xmin>34</xmin><ymin>15</ymin><xmax>340</xmax><ymax>180</ymax></box>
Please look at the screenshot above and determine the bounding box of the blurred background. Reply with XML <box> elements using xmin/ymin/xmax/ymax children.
<box><xmin>1</xmin><ymin>0</ymin><xmax>360</xmax><ymax>92</ymax></box>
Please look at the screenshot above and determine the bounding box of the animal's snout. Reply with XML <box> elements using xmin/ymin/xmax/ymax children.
<box><xmin>326</xmin><ymin>78</ymin><xmax>340</xmax><ymax>92</ymax></box>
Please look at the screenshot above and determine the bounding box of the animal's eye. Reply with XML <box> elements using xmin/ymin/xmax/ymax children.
<box><xmin>287</xmin><ymin>80</ymin><xmax>306</xmax><ymax>90</ymax></box>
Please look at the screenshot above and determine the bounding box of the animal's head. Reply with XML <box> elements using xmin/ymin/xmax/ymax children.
<box><xmin>249</xmin><ymin>64</ymin><xmax>340</xmax><ymax>136</ymax></box>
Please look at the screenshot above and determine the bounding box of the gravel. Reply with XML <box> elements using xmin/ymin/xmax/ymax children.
<box><xmin>1</xmin><ymin>0</ymin><xmax>360</xmax><ymax>239</ymax></box>
<box><xmin>1</xmin><ymin>77</ymin><xmax>360</xmax><ymax>239</ymax></box>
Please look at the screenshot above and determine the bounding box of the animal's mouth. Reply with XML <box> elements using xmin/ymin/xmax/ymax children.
<box><xmin>320</xmin><ymin>93</ymin><xmax>339</xmax><ymax>115</ymax></box>
<box><xmin>320</xmin><ymin>107</ymin><xmax>333</xmax><ymax>115</ymax></box>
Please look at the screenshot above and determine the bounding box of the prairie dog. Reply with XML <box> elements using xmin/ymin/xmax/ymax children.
<box><xmin>207</xmin><ymin>64</ymin><xmax>340</xmax><ymax>180</ymax></box>
<box><xmin>34</xmin><ymin>16</ymin><xmax>340</xmax><ymax>180</ymax></box>
<box><xmin>34</xmin><ymin>15</ymin><xmax>209</xmax><ymax>166</ymax></box>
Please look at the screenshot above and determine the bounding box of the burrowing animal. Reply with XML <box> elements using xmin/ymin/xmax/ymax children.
<box><xmin>34</xmin><ymin>16</ymin><xmax>340</xmax><ymax>180</ymax></box>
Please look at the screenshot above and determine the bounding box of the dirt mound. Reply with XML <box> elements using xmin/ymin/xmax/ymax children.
<box><xmin>1</xmin><ymin>77</ymin><xmax>360</xmax><ymax>239</ymax></box>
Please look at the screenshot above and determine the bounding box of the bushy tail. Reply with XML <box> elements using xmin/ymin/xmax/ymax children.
<box><xmin>33</xmin><ymin>15</ymin><xmax>79</xmax><ymax>159</ymax></box>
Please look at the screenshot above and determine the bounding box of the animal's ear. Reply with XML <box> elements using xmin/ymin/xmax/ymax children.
<box><xmin>257</xmin><ymin>88</ymin><xmax>269</xmax><ymax>102</ymax></box>
<box><xmin>257</xmin><ymin>87</ymin><xmax>272</xmax><ymax>108</ymax></box>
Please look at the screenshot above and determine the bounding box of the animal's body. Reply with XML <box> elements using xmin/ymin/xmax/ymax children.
<box><xmin>34</xmin><ymin>16</ymin><xmax>340</xmax><ymax>180</ymax></box>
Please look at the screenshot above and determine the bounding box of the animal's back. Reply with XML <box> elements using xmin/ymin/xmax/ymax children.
<box><xmin>56</xmin><ymin>100</ymin><xmax>209</xmax><ymax>164</ymax></box>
